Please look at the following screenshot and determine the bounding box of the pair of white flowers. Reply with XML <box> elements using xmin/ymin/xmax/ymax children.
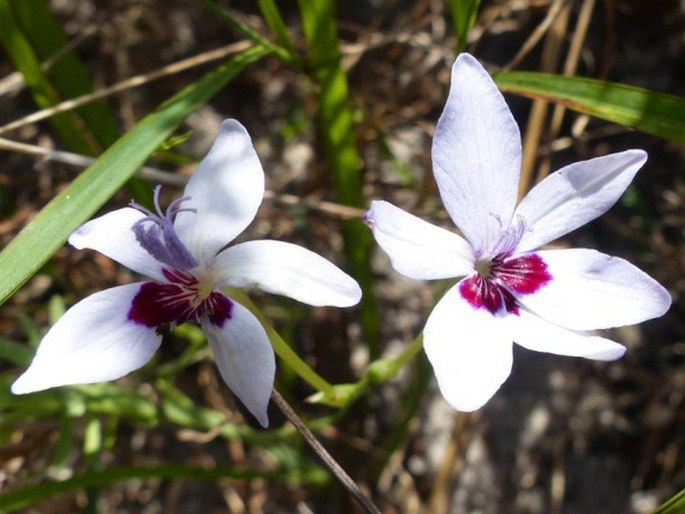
<box><xmin>12</xmin><ymin>54</ymin><xmax>671</xmax><ymax>425</ymax></box>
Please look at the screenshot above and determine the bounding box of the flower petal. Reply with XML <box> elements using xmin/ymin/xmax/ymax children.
<box><xmin>11</xmin><ymin>284</ymin><xmax>162</xmax><ymax>394</ymax></box>
<box><xmin>201</xmin><ymin>298</ymin><xmax>275</xmax><ymax>427</ymax></box>
<box><xmin>365</xmin><ymin>200</ymin><xmax>474</xmax><ymax>280</ymax></box>
<box><xmin>432</xmin><ymin>53</ymin><xmax>522</xmax><ymax>254</ymax></box>
<box><xmin>515</xmin><ymin>150</ymin><xmax>647</xmax><ymax>253</ymax></box>
<box><xmin>174</xmin><ymin>119</ymin><xmax>265</xmax><ymax>264</ymax></box>
<box><xmin>509</xmin><ymin>309</ymin><xmax>626</xmax><ymax>361</ymax></box>
<box><xmin>515</xmin><ymin>248</ymin><xmax>671</xmax><ymax>331</ymax></box>
<box><xmin>423</xmin><ymin>283</ymin><xmax>513</xmax><ymax>411</ymax></box>
<box><xmin>214</xmin><ymin>240</ymin><xmax>361</xmax><ymax>307</ymax></box>
<box><xmin>69</xmin><ymin>208</ymin><xmax>164</xmax><ymax>281</ymax></box>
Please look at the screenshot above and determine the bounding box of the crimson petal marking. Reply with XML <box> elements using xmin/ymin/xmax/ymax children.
<box><xmin>128</xmin><ymin>279</ymin><xmax>233</xmax><ymax>327</ymax></box>
<box><xmin>458</xmin><ymin>254</ymin><xmax>552</xmax><ymax>315</ymax></box>
<box><xmin>459</xmin><ymin>274</ymin><xmax>519</xmax><ymax>315</ymax></box>
<box><xmin>128</xmin><ymin>282</ymin><xmax>196</xmax><ymax>326</ymax></box>
<box><xmin>496</xmin><ymin>254</ymin><xmax>552</xmax><ymax>294</ymax></box>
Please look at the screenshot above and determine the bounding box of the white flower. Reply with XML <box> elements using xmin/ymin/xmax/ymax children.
<box><xmin>365</xmin><ymin>54</ymin><xmax>671</xmax><ymax>412</ymax></box>
<box><xmin>12</xmin><ymin>119</ymin><xmax>362</xmax><ymax>427</ymax></box>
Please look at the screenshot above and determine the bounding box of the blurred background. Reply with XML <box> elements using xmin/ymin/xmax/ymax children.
<box><xmin>0</xmin><ymin>1</ymin><xmax>683</xmax><ymax>513</ymax></box>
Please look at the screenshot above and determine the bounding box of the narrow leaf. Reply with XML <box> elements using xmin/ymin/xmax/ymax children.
<box><xmin>0</xmin><ymin>464</ymin><xmax>327</xmax><ymax>511</ymax></box>
<box><xmin>297</xmin><ymin>0</ymin><xmax>381</xmax><ymax>357</ymax></box>
<box><xmin>494</xmin><ymin>71</ymin><xmax>685</xmax><ymax>144</ymax></box>
<box><xmin>10</xmin><ymin>0</ymin><xmax>120</xmax><ymax>148</ymax></box>
<box><xmin>651</xmin><ymin>489</ymin><xmax>685</xmax><ymax>514</ymax></box>
<box><xmin>446</xmin><ymin>0</ymin><xmax>481</xmax><ymax>52</ymax></box>
<box><xmin>258</xmin><ymin>0</ymin><xmax>299</xmax><ymax>61</ymax></box>
<box><xmin>0</xmin><ymin>0</ymin><xmax>96</xmax><ymax>154</ymax></box>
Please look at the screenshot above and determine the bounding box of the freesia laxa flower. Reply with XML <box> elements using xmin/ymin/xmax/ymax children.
<box><xmin>365</xmin><ymin>54</ymin><xmax>671</xmax><ymax>411</ymax></box>
<box><xmin>12</xmin><ymin>119</ymin><xmax>362</xmax><ymax>427</ymax></box>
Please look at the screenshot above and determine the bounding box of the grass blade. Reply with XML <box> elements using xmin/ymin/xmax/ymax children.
<box><xmin>297</xmin><ymin>0</ymin><xmax>380</xmax><ymax>357</ymax></box>
<box><xmin>494</xmin><ymin>71</ymin><xmax>685</xmax><ymax>144</ymax></box>
<box><xmin>0</xmin><ymin>0</ymin><xmax>96</xmax><ymax>154</ymax></box>
<box><xmin>651</xmin><ymin>489</ymin><xmax>685</xmax><ymax>514</ymax></box>
<box><xmin>259</xmin><ymin>0</ymin><xmax>299</xmax><ymax>60</ymax></box>
<box><xmin>10</xmin><ymin>0</ymin><xmax>120</xmax><ymax>149</ymax></box>
<box><xmin>0</xmin><ymin>464</ymin><xmax>327</xmax><ymax>511</ymax></box>
<box><xmin>202</xmin><ymin>0</ymin><xmax>295</xmax><ymax>64</ymax></box>
<box><xmin>446</xmin><ymin>0</ymin><xmax>481</xmax><ymax>52</ymax></box>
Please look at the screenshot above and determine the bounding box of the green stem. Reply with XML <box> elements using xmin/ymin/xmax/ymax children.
<box><xmin>225</xmin><ymin>288</ymin><xmax>334</xmax><ymax>395</ymax></box>
<box><xmin>0</xmin><ymin>464</ymin><xmax>326</xmax><ymax>511</ymax></box>
<box><xmin>297</xmin><ymin>0</ymin><xmax>380</xmax><ymax>359</ymax></box>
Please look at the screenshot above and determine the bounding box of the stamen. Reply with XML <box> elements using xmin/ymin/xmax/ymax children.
<box><xmin>485</xmin><ymin>214</ymin><xmax>527</xmax><ymax>260</ymax></box>
<box><xmin>130</xmin><ymin>186</ymin><xmax>199</xmax><ymax>270</ymax></box>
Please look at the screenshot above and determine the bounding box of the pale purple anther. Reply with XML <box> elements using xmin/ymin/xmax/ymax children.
<box><xmin>130</xmin><ymin>185</ymin><xmax>199</xmax><ymax>270</ymax></box>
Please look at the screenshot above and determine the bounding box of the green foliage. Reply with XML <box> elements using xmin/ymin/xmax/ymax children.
<box><xmin>0</xmin><ymin>0</ymin><xmax>97</xmax><ymax>154</ymax></box>
<box><xmin>446</xmin><ymin>0</ymin><xmax>481</xmax><ymax>52</ymax></box>
<box><xmin>652</xmin><ymin>489</ymin><xmax>685</xmax><ymax>514</ymax></box>
<box><xmin>495</xmin><ymin>71</ymin><xmax>685</xmax><ymax>144</ymax></box>
<box><xmin>297</xmin><ymin>0</ymin><xmax>381</xmax><ymax>358</ymax></box>
<box><xmin>0</xmin><ymin>464</ymin><xmax>328</xmax><ymax>511</ymax></box>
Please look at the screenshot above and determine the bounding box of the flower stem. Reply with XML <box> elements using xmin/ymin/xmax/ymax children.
<box><xmin>225</xmin><ymin>288</ymin><xmax>334</xmax><ymax>395</ymax></box>
<box><xmin>271</xmin><ymin>389</ymin><xmax>381</xmax><ymax>514</ymax></box>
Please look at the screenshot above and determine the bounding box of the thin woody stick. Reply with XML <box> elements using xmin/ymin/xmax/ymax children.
<box><xmin>0</xmin><ymin>40</ymin><xmax>253</xmax><ymax>136</ymax></box>
<box><xmin>0</xmin><ymin>136</ymin><xmax>365</xmax><ymax>219</ymax></box>
<box><xmin>270</xmin><ymin>389</ymin><xmax>381</xmax><ymax>514</ymax></box>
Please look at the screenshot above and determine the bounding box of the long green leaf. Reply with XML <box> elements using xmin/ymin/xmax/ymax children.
<box><xmin>0</xmin><ymin>45</ymin><xmax>268</xmax><ymax>306</ymax></box>
<box><xmin>651</xmin><ymin>489</ymin><xmax>685</xmax><ymax>514</ymax></box>
<box><xmin>202</xmin><ymin>0</ymin><xmax>295</xmax><ymax>64</ymax></box>
<box><xmin>446</xmin><ymin>0</ymin><xmax>481</xmax><ymax>52</ymax></box>
<box><xmin>258</xmin><ymin>0</ymin><xmax>299</xmax><ymax>61</ymax></box>
<box><xmin>494</xmin><ymin>71</ymin><xmax>685</xmax><ymax>144</ymax></box>
<box><xmin>10</xmin><ymin>0</ymin><xmax>120</xmax><ymax>149</ymax></box>
<box><xmin>0</xmin><ymin>464</ymin><xmax>327</xmax><ymax>511</ymax></box>
<box><xmin>297</xmin><ymin>0</ymin><xmax>380</xmax><ymax>357</ymax></box>
<box><xmin>0</xmin><ymin>0</ymin><xmax>96</xmax><ymax>154</ymax></box>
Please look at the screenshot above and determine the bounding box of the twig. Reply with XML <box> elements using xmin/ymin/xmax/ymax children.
<box><xmin>0</xmin><ymin>40</ymin><xmax>253</xmax><ymax>136</ymax></box>
<box><xmin>0</xmin><ymin>137</ymin><xmax>365</xmax><ymax>219</ymax></box>
<box><xmin>270</xmin><ymin>389</ymin><xmax>382</xmax><ymax>514</ymax></box>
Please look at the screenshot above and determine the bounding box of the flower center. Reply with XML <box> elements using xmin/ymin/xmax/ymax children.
<box><xmin>127</xmin><ymin>268</ymin><xmax>232</xmax><ymax>328</ymax></box>
<box><xmin>130</xmin><ymin>185</ymin><xmax>199</xmax><ymax>270</ymax></box>
<box><xmin>460</xmin><ymin>214</ymin><xmax>551</xmax><ymax>315</ymax></box>
<box><xmin>459</xmin><ymin>253</ymin><xmax>552</xmax><ymax>315</ymax></box>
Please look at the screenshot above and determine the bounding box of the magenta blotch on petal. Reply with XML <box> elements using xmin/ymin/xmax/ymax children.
<box><xmin>127</xmin><ymin>271</ymin><xmax>233</xmax><ymax>328</ymax></box>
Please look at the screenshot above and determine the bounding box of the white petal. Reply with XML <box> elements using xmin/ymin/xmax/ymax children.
<box><xmin>11</xmin><ymin>284</ymin><xmax>162</xmax><ymax>394</ymax></box>
<box><xmin>202</xmin><ymin>298</ymin><xmax>275</xmax><ymax>427</ymax></box>
<box><xmin>365</xmin><ymin>200</ymin><xmax>474</xmax><ymax>280</ymax></box>
<box><xmin>515</xmin><ymin>150</ymin><xmax>647</xmax><ymax>253</ymax></box>
<box><xmin>515</xmin><ymin>248</ymin><xmax>671</xmax><ymax>331</ymax></box>
<box><xmin>509</xmin><ymin>309</ymin><xmax>625</xmax><ymax>361</ymax></box>
<box><xmin>69</xmin><ymin>208</ymin><xmax>164</xmax><ymax>281</ymax></box>
<box><xmin>214</xmin><ymin>240</ymin><xmax>361</xmax><ymax>307</ymax></box>
<box><xmin>423</xmin><ymin>283</ymin><xmax>513</xmax><ymax>411</ymax></box>
<box><xmin>174</xmin><ymin>119</ymin><xmax>265</xmax><ymax>264</ymax></box>
<box><xmin>432</xmin><ymin>53</ymin><xmax>522</xmax><ymax>254</ymax></box>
